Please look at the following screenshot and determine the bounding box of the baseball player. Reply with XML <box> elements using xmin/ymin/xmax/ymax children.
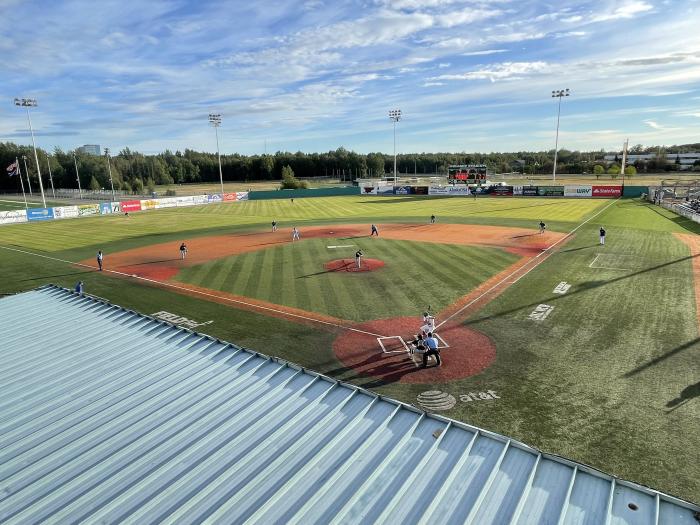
<box><xmin>180</xmin><ymin>242</ymin><xmax>188</xmax><ymax>259</ymax></box>
<box><xmin>355</xmin><ymin>249</ymin><xmax>363</xmax><ymax>269</ymax></box>
<box><xmin>96</xmin><ymin>250</ymin><xmax>103</xmax><ymax>271</ymax></box>
<box><xmin>292</xmin><ymin>227</ymin><xmax>300</xmax><ymax>241</ymax></box>
<box><xmin>539</xmin><ymin>221</ymin><xmax>546</xmax><ymax>234</ymax></box>
<box><xmin>430</xmin><ymin>214</ymin><xmax>436</xmax><ymax>224</ymax></box>
<box><xmin>271</xmin><ymin>220</ymin><xmax>277</xmax><ymax>232</ymax></box>
<box><xmin>599</xmin><ymin>227</ymin><xmax>606</xmax><ymax>245</ymax></box>
<box><xmin>370</xmin><ymin>224</ymin><xmax>379</xmax><ymax>236</ymax></box>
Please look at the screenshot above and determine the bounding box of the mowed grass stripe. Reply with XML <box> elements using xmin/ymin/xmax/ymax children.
<box><xmin>297</xmin><ymin>241</ymin><xmax>329</xmax><ymax>315</ymax></box>
<box><xmin>305</xmin><ymin>240</ymin><xmax>335</xmax><ymax>316</ymax></box>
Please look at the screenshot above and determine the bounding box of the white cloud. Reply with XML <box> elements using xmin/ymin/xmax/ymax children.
<box><xmin>430</xmin><ymin>61</ymin><xmax>550</xmax><ymax>82</ymax></box>
<box><xmin>438</xmin><ymin>62</ymin><xmax>450</xmax><ymax>68</ymax></box>
<box><xmin>423</xmin><ymin>82</ymin><xmax>444</xmax><ymax>86</ymax></box>
<box><xmin>461</xmin><ymin>49</ymin><xmax>507</xmax><ymax>56</ymax></box>
<box><xmin>591</xmin><ymin>1</ymin><xmax>654</xmax><ymax>22</ymax></box>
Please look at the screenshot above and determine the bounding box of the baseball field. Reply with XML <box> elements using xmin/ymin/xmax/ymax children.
<box><xmin>0</xmin><ymin>195</ymin><xmax>698</xmax><ymax>503</ymax></box>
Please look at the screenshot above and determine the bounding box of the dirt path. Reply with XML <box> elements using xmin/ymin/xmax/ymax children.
<box><xmin>675</xmin><ymin>233</ymin><xmax>700</xmax><ymax>327</ymax></box>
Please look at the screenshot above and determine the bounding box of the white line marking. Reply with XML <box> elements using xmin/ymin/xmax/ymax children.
<box><xmin>591</xmin><ymin>265</ymin><xmax>631</xmax><ymax>271</ymax></box>
<box><xmin>588</xmin><ymin>254</ymin><xmax>600</xmax><ymax>268</ymax></box>
<box><xmin>377</xmin><ymin>336</ymin><xmax>410</xmax><ymax>354</ymax></box>
<box><xmin>0</xmin><ymin>244</ymin><xmax>388</xmax><ymax>339</ymax></box>
<box><xmin>327</xmin><ymin>245</ymin><xmax>356</xmax><ymax>249</ymax></box>
<box><xmin>436</xmin><ymin>197</ymin><xmax>621</xmax><ymax>330</ymax></box>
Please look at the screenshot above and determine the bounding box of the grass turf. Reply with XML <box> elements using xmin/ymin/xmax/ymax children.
<box><xmin>0</xmin><ymin>196</ymin><xmax>698</xmax><ymax>502</ymax></box>
<box><xmin>175</xmin><ymin>238</ymin><xmax>519</xmax><ymax>322</ymax></box>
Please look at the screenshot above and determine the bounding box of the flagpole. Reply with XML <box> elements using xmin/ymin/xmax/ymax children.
<box><xmin>16</xmin><ymin>157</ymin><xmax>28</xmax><ymax>210</ymax></box>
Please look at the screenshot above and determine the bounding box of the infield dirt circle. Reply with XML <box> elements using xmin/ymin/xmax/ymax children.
<box><xmin>333</xmin><ymin>316</ymin><xmax>496</xmax><ymax>384</ymax></box>
<box><xmin>324</xmin><ymin>258</ymin><xmax>385</xmax><ymax>273</ymax></box>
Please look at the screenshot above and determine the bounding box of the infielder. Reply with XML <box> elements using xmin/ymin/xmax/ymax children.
<box><xmin>272</xmin><ymin>220</ymin><xmax>277</xmax><ymax>232</ymax></box>
<box><xmin>599</xmin><ymin>227</ymin><xmax>606</xmax><ymax>245</ymax></box>
<box><xmin>539</xmin><ymin>221</ymin><xmax>546</xmax><ymax>234</ymax></box>
<box><xmin>292</xmin><ymin>227</ymin><xmax>300</xmax><ymax>241</ymax></box>
<box><xmin>355</xmin><ymin>249</ymin><xmax>363</xmax><ymax>269</ymax></box>
<box><xmin>180</xmin><ymin>242</ymin><xmax>188</xmax><ymax>259</ymax></box>
<box><xmin>370</xmin><ymin>224</ymin><xmax>379</xmax><ymax>236</ymax></box>
<box><xmin>96</xmin><ymin>250</ymin><xmax>103</xmax><ymax>271</ymax></box>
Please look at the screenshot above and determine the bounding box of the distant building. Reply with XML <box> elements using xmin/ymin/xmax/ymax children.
<box><xmin>77</xmin><ymin>144</ymin><xmax>101</xmax><ymax>156</ymax></box>
<box><xmin>602</xmin><ymin>152</ymin><xmax>700</xmax><ymax>170</ymax></box>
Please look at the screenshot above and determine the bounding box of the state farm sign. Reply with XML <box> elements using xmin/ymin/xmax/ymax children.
<box><xmin>592</xmin><ymin>185</ymin><xmax>621</xmax><ymax>197</ymax></box>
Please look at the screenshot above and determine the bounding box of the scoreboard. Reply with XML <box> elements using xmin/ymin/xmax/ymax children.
<box><xmin>447</xmin><ymin>164</ymin><xmax>488</xmax><ymax>184</ymax></box>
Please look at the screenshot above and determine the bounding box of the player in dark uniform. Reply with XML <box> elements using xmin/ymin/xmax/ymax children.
<box><xmin>355</xmin><ymin>249</ymin><xmax>363</xmax><ymax>269</ymax></box>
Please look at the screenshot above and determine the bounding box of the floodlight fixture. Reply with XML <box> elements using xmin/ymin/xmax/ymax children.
<box><xmin>550</xmin><ymin>88</ymin><xmax>571</xmax><ymax>182</ymax></box>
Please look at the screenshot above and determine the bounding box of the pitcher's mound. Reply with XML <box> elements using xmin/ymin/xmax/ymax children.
<box><xmin>324</xmin><ymin>258</ymin><xmax>385</xmax><ymax>272</ymax></box>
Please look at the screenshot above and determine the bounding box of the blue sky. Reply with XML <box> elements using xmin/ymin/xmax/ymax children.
<box><xmin>1</xmin><ymin>0</ymin><xmax>699</xmax><ymax>155</ymax></box>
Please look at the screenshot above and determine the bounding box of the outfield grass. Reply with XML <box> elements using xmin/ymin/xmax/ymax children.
<box><xmin>0</xmin><ymin>196</ymin><xmax>606</xmax><ymax>253</ymax></box>
<box><xmin>0</xmin><ymin>198</ymin><xmax>65</xmax><ymax>211</ymax></box>
<box><xmin>176</xmin><ymin>238</ymin><xmax>519</xmax><ymax>322</ymax></box>
<box><xmin>0</xmin><ymin>196</ymin><xmax>698</xmax><ymax>502</ymax></box>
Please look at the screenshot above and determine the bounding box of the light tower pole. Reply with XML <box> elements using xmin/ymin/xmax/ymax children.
<box><xmin>73</xmin><ymin>152</ymin><xmax>83</xmax><ymax>200</ymax></box>
<box><xmin>14</xmin><ymin>98</ymin><xmax>46</xmax><ymax>207</ymax></box>
<box><xmin>208</xmin><ymin>113</ymin><xmax>224</xmax><ymax>195</ymax></box>
<box><xmin>551</xmin><ymin>89</ymin><xmax>570</xmax><ymax>182</ymax></box>
<box><xmin>388</xmin><ymin>109</ymin><xmax>402</xmax><ymax>185</ymax></box>
<box><xmin>21</xmin><ymin>155</ymin><xmax>32</xmax><ymax>196</ymax></box>
<box><xmin>104</xmin><ymin>148</ymin><xmax>116</xmax><ymax>201</ymax></box>
<box><xmin>45</xmin><ymin>153</ymin><xmax>56</xmax><ymax>199</ymax></box>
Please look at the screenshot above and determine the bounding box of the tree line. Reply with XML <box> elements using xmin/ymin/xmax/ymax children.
<box><xmin>1</xmin><ymin>141</ymin><xmax>697</xmax><ymax>193</ymax></box>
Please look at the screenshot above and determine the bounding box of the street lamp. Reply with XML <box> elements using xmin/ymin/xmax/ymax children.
<box><xmin>208</xmin><ymin>113</ymin><xmax>224</xmax><ymax>195</ymax></box>
<box><xmin>14</xmin><ymin>98</ymin><xmax>46</xmax><ymax>207</ymax></box>
<box><xmin>104</xmin><ymin>148</ymin><xmax>116</xmax><ymax>201</ymax></box>
<box><xmin>389</xmin><ymin>109</ymin><xmax>401</xmax><ymax>185</ymax></box>
<box><xmin>551</xmin><ymin>89</ymin><xmax>570</xmax><ymax>182</ymax></box>
<box><xmin>21</xmin><ymin>155</ymin><xmax>32</xmax><ymax>196</ymax></box>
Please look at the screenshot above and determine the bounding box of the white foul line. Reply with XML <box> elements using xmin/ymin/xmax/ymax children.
<box><xmin>435</xmin><ymin>197</ymin><xmax>621</xmax><ymax>330</ymax></box>
<box><xmin>0</xmin><ymin>244</ymin><xmax>388</xmax><ymax>339</ymax></box>
<box><xmin>588</xmin><ymin>254</ymin><xmax>601</xmax><ymax>268</ymax></box>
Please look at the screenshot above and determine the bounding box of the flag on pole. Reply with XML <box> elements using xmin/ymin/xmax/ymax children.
<box><xmin>6</xmin><ymin>161</ymin><xmax>18</xmax><ymax>177</ymax></box>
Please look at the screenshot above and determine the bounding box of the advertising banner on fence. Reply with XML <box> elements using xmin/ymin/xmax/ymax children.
<box><xmin>394</xmin><ymin>186</ymin><xmax>411</xmax><ymax>195</ymax></box>
<box><xmin>428</xmin><ymin>186</ymin><xmax>450</xmax><ymax>195</ymax></box>
<box><xmin>193</xmin><ymin>195</ymin><xmax>208</xmax><ymax>205</ymax></box>
<box><xmin>100</xmin><ymin>202</ymin><xmax>113</xmax><ymax>214</ymax></box>
<box><xmin>207</xmin><ymin>193</ymin><xmax>223</xmax><ymax>203</ymax></box>
<box><xmin>361</xmin><ymin>186</ymin><xmax>378</xmax><ymax>195</ymax></box>
<box><xmin>176</xmin><ymin>196</ymin><xmax>195</xmax><ymax>207</ymax></box>
<box><xmin>53</xmin><ymin>206</ymin><xmax>79</xmax><ymax>219</ymax></box>
<box><xmin>490</xmin><ymin>186</ymin><xmax>514</xmax><ymax>196</ymax></box>
<box><xmin>592</xmin><ymin>185</ymin><xmax>622</xmax><ymax>197</ymax></box>
<box><xmin>448</xmin><ymin>186</ymin><xmax>470</xmax><ymax>195</ymax></box>
<box><xmin>121</xmin><ymin>200</ymin><xmax>142</xmax><ymax>213</ymax></box>
<box><xmin>140</xmin><ymin>199</ymin><xmax>158</xmax><ymax>210</ymax></box>
<box><xmin>223</xmin><ymin>192</ymin><xmax>237</xmax><ymax>202</ymax></box>
<box><xmin>155</xmin><ymin>198</ymin><xmax>177</xmax><ymax>209</ymax></box>
<box><xmin>27</xmin><ymin>207</ymin><xmax>54</xmax><ymax>221</ymax></box>
<box><xmin>236</xmin><ymin>192</ymin><xmax>249</xmax><ymax>201</ymax></box>
<box><xmin>513</xmin><ymin>186</ymin><xmax>523</xmax><ymax>196</ymax></box>
<box><xmin>111</xmin><ymin>201</ymin><xmax>122</xmax><ymax>213</ymax></box>
<box><xmin>0</xmin><ymin>210</ymin><xmax>28</xmax><ymax>224</ymax></box>
<box><xmin>377</xmin><ymin>186</ymin><xmax>394</xmax><ymax>196</ymax></box>
<box><xmin>564</xmin><ymin>185</ymin><xmax>593</xmax><ymax>197</ymax></box>
<box><xmin>522</xmin><ymin>186</ymin><xmax>539</xmax><ymax>196</ymax></box>
<box><xmin>411</xmin><ymin>186</ymin><xmax>429</xmax><ymax>195</ymax></box>
<box><xmin>538</xmin><ymin>186</ymin><xmax>564</xmax><ymax>197</ymax></box>
<box><xmin>78</xmin><ymin>204</ymin><xmax>100</xmax><ymax>216</ymax></box>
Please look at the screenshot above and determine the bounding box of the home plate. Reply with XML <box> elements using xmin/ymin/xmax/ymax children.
<box><xmin>327</xmin><ymin>245</ymin><xmax>356</xmax><ymax>249</ymax></box>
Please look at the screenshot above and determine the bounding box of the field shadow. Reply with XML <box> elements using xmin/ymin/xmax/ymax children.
<box><xmin>296</xmin><ymin>270</ymin><xmax>330</xmax><ymax>279</ymax></box>
<box><xmin>558</xmin><ymin>244</ymin><xmax>599</xmax><ymax>253</ymax></box>
<box><xmin>19</xmin><ymin>270</ymin><xmax>92</xmax><ymax>282</ymax></box>
<box><xmin>122</xmin><ymin>258</ymin><xmax>181</xmax><ymax>266</ymax></box>
<box><xmin>623</xmin><ymin>337</ymin><xmax>700</xmax><ymax>378</ymax></box>
<box><xmin>666</xmin><ymin>381</ymin><xmax>700</xmax><ymax>412</ymax></box>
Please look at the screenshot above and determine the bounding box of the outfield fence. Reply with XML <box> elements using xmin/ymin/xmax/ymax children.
<box><xmin>0</xmin><ymin>191</ymin><xmax>249</xmax><ymax>226</ymax></box>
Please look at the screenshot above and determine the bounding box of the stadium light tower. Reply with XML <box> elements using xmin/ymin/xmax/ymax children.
<box><xmin>208</xmin><ymin>113</ymin><xmax>224</xmax><ymax>195</ymax></box>
<box><xmin>73</xmin><ymin>152</ymin><xmax>83</xmax><ymax>200</ymax></box>
<box><xmin>389</xmin><ymin>109</ymin><xmax>402</xmax><ymax>185</ymax></box>
<box><xmin>104</xmin><ymin>148</ymin><xmax>116</xmax><ymax>201</ymax></box>
<box><xmin>551</xmin><ymin>88</ymin><xmax>570</xmax><ymax>182</ymax></box>
<box><xmin>14</xmin><ymin>98</ymin><xmax>46</xmax><ymax>207</ymax></box>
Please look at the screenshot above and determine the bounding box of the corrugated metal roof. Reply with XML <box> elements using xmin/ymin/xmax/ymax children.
<box><xmin>0</xmin><ymin>285</ymin><xmax>697</xmax><ymax>524</ymax></box>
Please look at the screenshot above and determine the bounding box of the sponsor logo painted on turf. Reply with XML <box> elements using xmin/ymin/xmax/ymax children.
<box><xmin>417</xmin><ymin>390</ymin><xmax>500</xmax><ymax>411</ymax></box>
<box><xmin>417</xmin><ymin>391</ymin><xmax>457</xmax><ymax>411</ymax></box>
<box><xmin>529</xmin><ymin>304</ymin><xmax>554</xmax><ymax>321</ymax></box>
<box><xmin>552</xmin><ymin>282</ymin><xmax>571</xmax><ymax>294</ymax></box>
<box><xmin>152</xmin><ymin>311</ymin><xmax>213</xmax><ymax>330</ymax></box>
